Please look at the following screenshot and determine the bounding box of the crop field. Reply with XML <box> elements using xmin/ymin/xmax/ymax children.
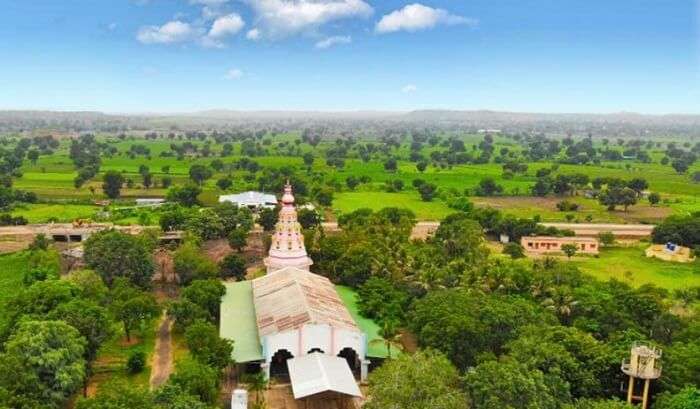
<box><xmin>5</xmin><ymin>133</ymin><xmax>700</xmax><ymax>223</ymax></box>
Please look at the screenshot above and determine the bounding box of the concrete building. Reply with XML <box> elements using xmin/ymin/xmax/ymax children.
<box><xmin>218</xmin><ymin>191</ymin><xmax>278</xmax><ymax>210</ymax></box>
<box><xmin>521</xmin><ymin>236</ymin><xmax>600</xmax><ymax>255</ymax></box>
<box><xmin>263</xmin><ymin>183</ymin><xmax>313</xmax><ymax>273</ymax></box>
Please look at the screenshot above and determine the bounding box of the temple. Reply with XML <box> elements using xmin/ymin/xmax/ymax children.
<box><xmin>263</xmin><ymin>182</ymin><xmax>313</xmax><ymax>274</ymax></box>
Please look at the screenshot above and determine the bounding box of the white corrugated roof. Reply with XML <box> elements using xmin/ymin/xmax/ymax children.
<box><xmin>287</xmin><ymin>354</ymin><xmax>362</xmax><ymax>399</ymax></box>
<box><xmin>219</xmin><ymin>191</ymin><xmax>277</xmax><ymax>206</ymax></box>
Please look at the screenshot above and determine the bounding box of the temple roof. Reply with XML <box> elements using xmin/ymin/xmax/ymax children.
<box><xmin>251</xmin><ymin>267</ymin><xmax>359</xmax><ymax>337</ymax></box>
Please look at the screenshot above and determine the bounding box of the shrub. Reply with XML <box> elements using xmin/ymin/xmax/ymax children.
<box><xmin>126</xmin><ymin>350</ymin><xmax>146</xmax><ymax>374</ymax></box>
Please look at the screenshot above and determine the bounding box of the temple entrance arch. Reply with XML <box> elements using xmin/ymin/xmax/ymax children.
<box><xmin>270</xmin><ymin>349</ymin><xmax>294</xmax><ymax>379</ymax></box>
<box><xmin>337</xmin><ymin>347</ymin><xmax>359</xmax><ymax>371</ymax></box>
<box><xmin>308</xmin><ymin>348</ymin><xmax>324</xmax><ymax>354</ymax></box>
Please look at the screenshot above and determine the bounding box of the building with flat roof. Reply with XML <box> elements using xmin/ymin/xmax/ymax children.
<box><xmin>218</xmin><ymin>191</ymin><xmax>278</xmax><ymax>210</ymax></box>
<box><xmin>521</xmin><ymin>236</ymin><xmax>599</xmax><ymax>255</ymax></box>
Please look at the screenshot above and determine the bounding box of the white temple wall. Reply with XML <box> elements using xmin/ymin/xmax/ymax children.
<box><xmin>263</xmin><ymin>324</ymin><xmax>365</xmax><ymax>363</ymax></box>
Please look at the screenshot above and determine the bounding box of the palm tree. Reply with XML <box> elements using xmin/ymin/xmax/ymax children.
<box><xmin>542</xmin><ymin>287</ymin><xmax>578</xmax><ymax>324</ymax></box>
<box><xmin>242</xmin><ymin>372</ymin><xmax>268</xmax><ymax>407</ymax></box>
<box><xmin>378</xmin><ymin>319</ymin><xmax>403</xmax><ymax>359</ymax></box>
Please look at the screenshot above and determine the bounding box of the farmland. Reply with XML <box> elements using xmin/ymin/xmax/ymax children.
<box><xmin>4</xmin><ymin>133</ymin><xmax>699</xmax><ymax>223</ymax></box>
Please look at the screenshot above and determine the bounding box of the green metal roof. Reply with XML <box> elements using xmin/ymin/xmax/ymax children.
<box><xmin>220</xmin><ymin>281</ymin><xmax>263</xmax><ymax>363</ymax></box>
<box><xmin>335</xmin><ymin>285</ymin><xmax>394</xmax><ymax>359</ymax></box>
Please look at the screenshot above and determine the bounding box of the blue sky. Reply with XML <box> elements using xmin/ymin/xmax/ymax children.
<box><xmin>0</xmin><ymin>0</ymin><xmax>698</xmax><ymax>114</ymax></box>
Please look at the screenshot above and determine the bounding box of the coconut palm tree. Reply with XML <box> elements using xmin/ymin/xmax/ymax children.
<box><xmin>542</xmin><ymin>287</ymin><xmax>578</xmax><ymax>324</ymax></box>
<box><xmin>242</xmin><ymin>372</ymin><xmax>268</xmax><ymax>408</ymax></box>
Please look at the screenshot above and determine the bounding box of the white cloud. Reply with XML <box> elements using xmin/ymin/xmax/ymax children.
<box><xmin>107</xmin><ymin>22</ymin><xmax>118</xmax><ymax>31</ymax></box>
<box><xmin>376</xmin><ymin>3</ymin><xmax>476</xmax><ymax>34</ymax></box>
<box><xmin>315</xmin><ymin>35</ymin><xmax>351</xmax><ymax>49</ymax></box>
<box><xmin>137</xmin><ymin>20</ymin><xmax>196</xmax><ymax>44</ymax></box>
<box><xmin>224</xmin><ymin>68</ymin><xmax>244</xmax><ymax>79</ymax></box>
<box><xmin>244</xmin><ymin>0</ymin><xmax>373</xmax><ymax>39</ymax></box>
<box><xmin>246</xmin><ymin>28</ymin><xmax>261</xmax><ymax>40</ymax></box>
<box><xmin>402</xmin><ymin>84</ymin><xmax>417</xmax><ymax>93</ymax></box>
<box><xmin>208</xmin><ymin>13</ymin><xmax>245</xmax><ymax>38</ymax></box>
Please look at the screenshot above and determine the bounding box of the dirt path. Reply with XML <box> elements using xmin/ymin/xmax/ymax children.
<box><xmin>149</xmin><ymin>313</ymin><xmax>174</xmax><ymax>389</ymax></box>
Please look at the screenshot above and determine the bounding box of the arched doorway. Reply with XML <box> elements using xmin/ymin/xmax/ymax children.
<box><xmin>307</xmin><ymin>348</ymin><xmax>324</xmax><ymax>354</ymax></box>
<box><xmin>270</xmin><ymin>349</ymin><xmax>294</xmax><ymax>379</ymax></box>
<box><xmin>337</xmin><ymin>347</ymin><xmax>359</xmax><ymax>371</ymax></box>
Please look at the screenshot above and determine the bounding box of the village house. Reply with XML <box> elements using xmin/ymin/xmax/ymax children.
<box><xmin>521</xmin><ymin>236</ymin><xmax>600</xmax><ymax>255</ymax></box>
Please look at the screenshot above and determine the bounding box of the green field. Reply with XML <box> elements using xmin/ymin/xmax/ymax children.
<box><xmin>574</xmin><ymin>244</ymin><xmax>700</xmax><ymax>290</ymax></box>
<box><xmin>0</xmin><ymin>252</ymin><xmax>30</xmax><ymax>321</ymax></box>
<box><xmin>5</xmin><ymin>134</ymin><xmax>700</xmax><ymax>224</ymax></box>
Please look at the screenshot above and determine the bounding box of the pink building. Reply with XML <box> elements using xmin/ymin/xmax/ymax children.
<box><xmin>263</xmin><ymin>182</ymin><xmax>313</xmax><ymax>274</ymax></box>
<box><xmin>521</xmin><ymin>236</ymin><xmax>599</xmax><ymax>255</ymax></box>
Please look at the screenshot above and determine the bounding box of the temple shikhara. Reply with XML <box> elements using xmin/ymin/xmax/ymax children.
<box><xmin>220</xmin><ymin>183</ymin><xmax>384</xmax><ymax>403</ymax></box>
<box><xmin>263</xmin><ymin>182</ymin><xmax>313</xmax><ymax>274</ymax></box>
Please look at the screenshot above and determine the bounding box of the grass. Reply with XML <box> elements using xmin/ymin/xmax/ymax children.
<box><xmin>573</xmin><ymin>244</ymin><xmax>700</xmax><ymax>290</ymax></box>
<box><xmin>333</xmin><ymin>192</ymin><xmax>454</xmax><ymax>220</ymax></box>
<box><xmin>11</xmin><ymin>203</ymin><xmax>99</xmax><ymax>223</ymax></box>
<box><xmin>0</xmin><ymin>252</ymin><xmax>31</xmax><ymax>329</ymax></box>
<box><xmin>89</xmin><ymin>318</ymin><xmax>159</xmax><ymax>392</ymax></box>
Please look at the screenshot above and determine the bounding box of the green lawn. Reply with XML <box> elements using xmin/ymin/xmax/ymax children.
<box><xmin>574</xmin><ymin>245</ymin><xmax>700</xmax><ymax>290</ymax></box>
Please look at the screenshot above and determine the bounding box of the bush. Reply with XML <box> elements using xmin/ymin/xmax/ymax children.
<box><xmin>126</xmin><ymin>350</ymin><xmax>146</xmax><ymax>374</ymax></box>
<box><xmin>556</xmin><ymin>200</ymin><xmax>580</xmax><ymax>211</ymax></box>
<box><xmin>502</xmin><ymin>242</ymin><xmax>525</xmax><ymax>259</ymax></box>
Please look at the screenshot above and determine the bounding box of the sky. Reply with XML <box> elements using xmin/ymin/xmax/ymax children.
<box><xmin>0</xmin><ymin>0</ymin><xmax>698</xmax><ymax>114</ymax></box>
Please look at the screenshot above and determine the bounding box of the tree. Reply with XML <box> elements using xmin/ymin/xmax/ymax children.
<box><xmin>188</xmin><ymin>164</ymin><xmax>212</xmax><ymax>185</ymax></box>
<box><xmin>173</xmin><ymin>243</ymin><xmax>218</xmax><ymax>285</ymax></box>
<box><xmin>378</xmin><ymin>320</ymin><xmax>401</xmax><ymax>359</ymax></box>
<box><xmin>167</xmin><ymin>184</ymin><xmax>202</xmax><ymax>207</ymax></box>
<box><xmin>416</xmin><ymin>160</ymin><xmax>428</xmax><ymax>172</ymax></box>
<box><xmin>598</xmin><ymin>231</ymin><xmax>615</xmax><ymax>247</ymax></box>
<box><xmin>418</xmin><ymin>182</ymin><xmax>437</xmax><ymax>201</ymax></box>
<box><xmin>365</xmin><ymin>350</ymin><xmax>467</xmax><ymax>409</ymax></box>
<box><xmin>75</xmin><ymin>381</ymin><xmax>155</xmax><ymax>409</ymax></box>
<box><xmin>142</xmin><ymin>172</ymin><xmax>153</xmax><ymax>189</ymax></box>
<box><xmin>219</xmin><ymin>253</ymin><xmax>246</xmax><ymax>281</ymax></box>
<box><xmin>345</xmin><ymin>176</ymin><xmax>360</xmax><ymax>190</ymax></box>
<box><xmin>258</xmin><ymin>207</ymin><xmax>278</xmax><ymax>231</ymax></box>
<box><xmin>598</xmin><ymin>187</ymin><xmax>637</xmax><ymax>211</ymax></box>
<box><xmin>384</xmin><ymin>157</ymin><xmax>398</xmax><ymax>172</ymax></box>
<box><xmin>654</xmin><ymin>387</ymin><xmax>700</xmax><ymax>409</ymax></box>
<box><xmin>671</xmin><ymin>159</ymin><xmax>690</xmax><ymax>174</ymax></box>
<box><xmin>184</xmin><ymin>320</ymin><xmax>233</xmax><ymax>370</ymax></box>
<box><xmin>227</xmin><ymin>228</ymin><xmax>248</xmax><ymax>252</ymax></box>
<box><xmin>84</xmin><ymin>230</ymin><xmax>155</xmax><ymax>288</ymax></box>
<box><xmin>0</xmin><ymin>320</ymin><xmax>86</xmax><ymax>409</ymax></box>
<box><xmin>110</xmin><ymin>279</ymin><xmax>160</xmax><ymax>342</ymax></box>
<box><xmin>297</xmin><ymin>208</ymin><xmax>320</xmax><ymax>229</ymax></box>
<box><xmin>562</xmin><ymin>243</ymin><xmax>578</xmax><ymax>259</ymax></box>
<box><xmin>242</xmin><ymin>372</ymin><xmax>268</xmax><ymax>407</ymax></box>
<box><xmin>48</xmin><ymin>299</ymin><xmax>112</xmax><ymax>362</ymax></box>
<box><xmin>464</xmin><ymin>360</ymin><xmax>560</xmax><ymax>409</ymax></box>
<box><xmin>474</xmin><ymin>177</ymin><xmax>504</xmax><ymax>196</ymax></box>
<box><xmin>27</xmin><ymin>149</ymin><xmax>39</xmax><ymax>165</ymax></box>
<box><xmin>180</xmin><ymin>279</ymin><xmax>226</xmax><ymax>324</ymax></box>
<box><xmin>357</xmin><ymin>277</ymin><xmax>409</xmax><ymax>323</ymax></box>
<box><xmin>302</xmin><ymin>152</ymin><xmax>314</xmax><ymax>168</ymax></box>
<box><xmin>102</xmin><ymin>170</ymin><xmax>124</xmax><ymax>199</ymax></box>
<box><xmin>216</xmin><ymin>177</ymin><xmax>232</xmax><ymax>190</ymax></box>
<box><xmin>648</xmin><ymin>192</ymin><xmax>661</xmax><ymax>206</ymax></box>
<box><xmin>168</xmin><ymin>359</ymin><xmax>220</xmax><ymax>405</ymax></box>
<box><xmin>409</xmin><ymin>290</ymin><xmax>555</xmax><ymax>370</ymax></box>
<box><xmin>502</xmin><ymin>242</ymin><xmax>525</xmax><ymax>259</ymax></box>
<box><xmin>127</xmin><ymin>351</ymin><xmax>147</xmax><ymax>374</ymax></box>
<box><xmin>316</xmin><ymin>189</ymin><xmax>334</xmax><ymax>206</ymax></box>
